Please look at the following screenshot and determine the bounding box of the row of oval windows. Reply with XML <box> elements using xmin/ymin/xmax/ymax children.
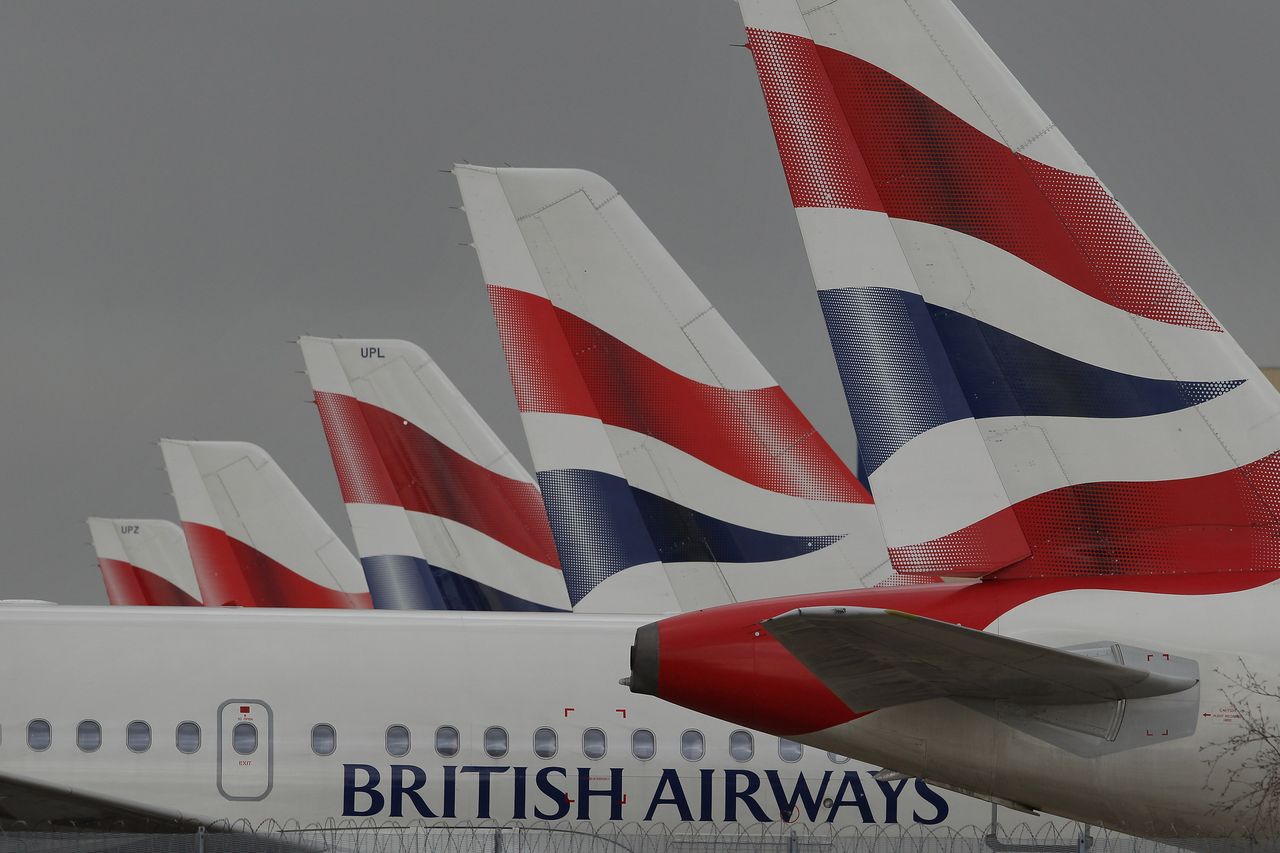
<box><xmin>24</xmin><ymin>719</ymin><xmax>211</xmax><ymax>754</ymax></box>
<box><xmin>20</xmin><ymin>719</ymin><xmax>849</xmax><ymax>765</ymax></box>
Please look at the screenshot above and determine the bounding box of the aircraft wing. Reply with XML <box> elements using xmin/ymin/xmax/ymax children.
<box><xmin>0</xmin><ymin>772</ymin><xmax>208</xmax><ymax>832</ymax></box>
<box><xmin>762</xmin><ymin>607</ymin><xmax>1198</xmax><ymax>712</ymax></box>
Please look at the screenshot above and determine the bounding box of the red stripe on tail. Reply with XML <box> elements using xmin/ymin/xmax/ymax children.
<box><xmin>182</xmin><ymin>523</ymin><xmax>371</xmax><ymax>608</ymax></box>
<box><xmin>746</xmin><ymin>28</ymin><xmax>1219</xmax><ymax>331</ymax></box>
<box><xmin>315</xmin><ymin>391</ymin><xmax>561</xmax><ymax>568</ymax></box>
<box><xmin>489</xmin><ymin>285</ymin><xmax>871</xmax><ymax>504</ymax></box>
<box><xmin>889</xmin><ymin>452</ymin><xmax>1280</xmax><ymax>577</ymax></box>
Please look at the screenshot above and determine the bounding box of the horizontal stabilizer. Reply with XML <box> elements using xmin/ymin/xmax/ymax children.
<box><xmin>762</xmin><ymin>607</ymin><xmax>1197</xmax><ymax>712</ymax></box>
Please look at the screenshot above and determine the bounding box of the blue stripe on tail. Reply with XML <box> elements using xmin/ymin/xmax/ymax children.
<box><xmin>539</xmin><ymin>467</ymin><xmax>846</xmax><ymax>605</ymax></box>
<box><xmin>819</xmin><ymin>287</ymin><xmax>1243</xmax><ymax>481</ymax></box>
<box><xmin>818</xmin><ymin>287</ymin><xmax>972</xmax><ymax>481</ymax></box>
<box><xmin>361</xmin><ymin>554</ymin><xmax>560</xmax><ymax>612</ymax></box>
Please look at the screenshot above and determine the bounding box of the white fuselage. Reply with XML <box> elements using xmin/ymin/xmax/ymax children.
<box><xmin>780</xmin><ymin>583</ymin><xmax>1280</xmax><ymax>839</ymax></box>
<box><xmin>0</xmin><ymin>605</ymin><xmax>1036</xmax><ymax>832</ymax></box>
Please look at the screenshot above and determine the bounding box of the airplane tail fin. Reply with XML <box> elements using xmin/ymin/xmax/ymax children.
<box><xmin>299</xmin><ymin>336</ymin><xmax>569</xmax><ymax>611</ymax></box>
<box><xmin>87</xmin><ymin>517</ymin><xmax>201</xmax><ymax>606</ymax></box>
<box><xmin>456</xmin><ymin>165</ymin><xmax>676</xmax><ymax>613</ymax></box>
<box><xmin>739</xmin><ymin>0</ymin><xmax>1280</xmax><ymax>579</ymax></box>
<box><xmin>457</xmin><ymin>164</ymin><xmax>890</xmax><ymax>611</ymax></box>
<box><xmin>159</xmin><ymin>439</ymin><xmax>372</xmax><ymax>607</ymax></box>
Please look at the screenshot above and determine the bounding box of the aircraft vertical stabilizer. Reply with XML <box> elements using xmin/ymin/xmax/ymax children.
<box><xmin>458</xmin><ymin>164</ymin><xmax>891</xmax><ymax>609</ymax></box>
<box><xmin>160</xmin><ymin>439</ymin><xmax>372</xmax><ymax>607</ymax></box>
<box><xmin>87</xmin><ymin>517</ymin><xmax>201</xmax><ymax>606</ymax></box>
<box><xmin>299</xmin><ymin>336</ymin><xmax>570</xmax><ymax>611</ymax></box>
<box><xmin>739</xmin><ymin>0</ymin><xmax>1280</xmax><ymax>579</ymax></box>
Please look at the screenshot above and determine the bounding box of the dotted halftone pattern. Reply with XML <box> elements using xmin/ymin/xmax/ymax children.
<box><xmin>747</xmin><ymin>28</ymin><xmax>883</xmax><ymax>211</ymax></box>
<box><xmin>536</xmin><ymin>469</ymin><xmax>661</xmax><ymax>606</ymax></box>
<box><xmin>490</xmin><ymin>284</ymin><xmax>871</xmax><ymax>505</ymax></box>
<box><xmin>1023</xmin><ymin>159</ymin><xmax>1220</xmax><ymax>332</ymax></box>
<box><xmin>312</xmin><ymin>391</ymin><xmax>399</xmax><ymax>507</ymax></box>
<box><xmin>488</xmin><ymin>283</ymin><xmax>597</xmax><ymax>419</ymax></box>
<box><xmin>817</xmin><ymin>287</ymin><xmax>972</xmax><ymax>479</ymax></box>
<box><xmin>890</xmin><ymin>452</ymin><xmax>1280</xmax><ymax>577</ymax></box>
<box><xmin>182</xmin><ymin>522</ymin><xmax>372</xmax><ymax>608</ymax></box>
<box><xmin>315</xmin><ymin>391</ymin><xmax>561</xmax><ymax>568</ymax></box>
<box><xmin>814</xmin><ymin>41</ymin><xmax>1221</xmax><ymax>332</ymax></box>
<box><xmin>886</xmin><ymin>506</ymin><xmax>1026</xmax><ymax>576</ymax></box>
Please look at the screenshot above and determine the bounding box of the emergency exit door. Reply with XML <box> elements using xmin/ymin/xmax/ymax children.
<box><xmin>218</xmin><ymin>699</ymin><xmax>273</xmax><ymax>800</ymax></box>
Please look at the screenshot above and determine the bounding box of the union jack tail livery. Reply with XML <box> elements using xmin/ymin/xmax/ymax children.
<box><xmin>159</xmin><ymin>439</ymin><xmax>372</xmax><ymax>608</ymax></box>
<box><xmin>740</xmin><ymin>0</ymin><xmax>1280</xmax><ymax>580</ymax></box>
<box><xmin>87</xmin><ymin>517</ymin><xmax>201</xmax><ymax>606</ymax></box>
<box><xmin>299</xmin><ymin>336</ymin><xmax>570</xmax><ymax>611</ymax></box>
<box><xmin>456</xmin><ymin>164</ymin><xmax>891</xmax><ymax>612</ymax></box>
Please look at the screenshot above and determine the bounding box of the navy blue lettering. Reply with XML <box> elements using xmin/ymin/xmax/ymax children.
<box><xmin>765</xmin><ymin>770</ymin><xmax>832</xmax><ymax>823</ymax></box>
<box><xmin>699</xmin><ymin>769</ymin><xmax>715</xmax><ymax>822</ymax></box>
<box><xmin>872</xmin><ymin>774</ymin><xmax>908</xmax><ymax>825</ymax></box>
<box><xmin>912</xmin><ymin>780</ymin><xmax>949</xmax><ymax>825</ymax></box>
<box><xmin>534</xmin><ymin>767</ymin><xmax>571</xmax><ymax>820</ymax></box>
<box><xmin>577</xmin><ymin>768</ymin><xmax>624</xmax><ymax>821</ymax></box>
<box><xmin>724</xmin><ymin>769</ymin><xmax>770</xmax><ymax>822</ymax></box>
<box><xmin>442</xmin><ymin>766</ymin><xmax>457</xmax><ymax>818</ymax></box>
<box><xmin>342</xmin><ymin>764</ymin><xmax>384</xmax><ymax>817</ymax></box>
<box><xmin>461</xmin><ymin>766</ymin><xmax>509</xmax><ymax>819</ymax></box>
<box><xmin>644</xmin><ymin>769</ymin><xmax>693</xmax><ymax>822</ymax></box>
<box><xmin>389</xmin><ymin>765</ymin><xmax>435</xmax><ymax>818</ymax></box>
<box><xmin>826</xmin><ymin>771</ymin><xmax>874</xmax><ymax>824</ymax></box>
<box><xmin>513</xmin><ymin>766</ymin><xmax>528</xmax><ymax>820</ymax></box>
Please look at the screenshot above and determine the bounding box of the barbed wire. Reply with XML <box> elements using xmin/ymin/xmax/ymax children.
<box><xmin>1</xmin><ymin>820</ymin><xmax>1276</xmax><ymax>853</ymax></box>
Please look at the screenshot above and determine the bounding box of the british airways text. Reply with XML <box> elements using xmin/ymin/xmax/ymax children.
<box><xmin>342</xmin><ymin>765</ymin><xmax>949</xmax><ymax>825</ymax></box>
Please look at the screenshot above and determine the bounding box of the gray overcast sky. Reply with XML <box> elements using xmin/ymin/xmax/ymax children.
<box><xmin>2</xmin><ymin>1</ymin><xmax>1277</xmax><ymax>604</ymax></box>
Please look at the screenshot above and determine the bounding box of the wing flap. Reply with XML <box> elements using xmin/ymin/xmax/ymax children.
<box><xmin>762</xmin><ymin>607</ymin><xmax>1197</xmax><ymax>712</ymax></box>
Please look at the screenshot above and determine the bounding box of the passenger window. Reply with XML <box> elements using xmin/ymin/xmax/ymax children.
<box><xmin>435</xmin><ymin>725</ymin><xmax>460</xmax><ymax>758</ymax></box>
<box><xmin>76</xmin><ymin>720</ymin><xmax>102</xmax><ymax>753</ymax></box>
<box><xmin>533</xmin><ymin>727</ymin><xmax>557</xmax><ymax>759</ymax></box>
<box><xmin>778</xmin><ymin>738</ymin><xmax>803</xmax><ymax>763</ymax></box>
<box><xmin>311</xmin><ymin>723</ymin><xmax>337</xmax><ymax>756</ymax></box>
<box><xmin>484</xmin><ymin>726</ymin><xmax>508</xmax><ymax>758</ymax></box>
<box><xmin>176</xmin><ymin>722</ymin><xmax>201</xmax><ymax>754</ymax></box>
<box><xmin>680</xmin><ymin>729</ymin><xmax>705</xmax><ymax>761</ymax></box>
<box><xmin>583</xmin><ymin>727</ymin><xmax>607</xmax><ymax>760</ymax></box>
<box><xmin>385</xmin><ymin>725</ymin><xmax>410</xmax><ymax>757</ymax></box>
<box><xmin>27</xmin><ymin>719</ymin><xmax>51</xmax><ymax>751</ymax></box>
<box><xmin>127</xmin><ymin>720</ymin><xmax>152</xmax><ymax>753</ymax></box>
<box><xmin>232</xmin><ymin>722</ymin><xmax>257</xmax><ymax>756</ymax></box>
<box><xmin>631</xmin><ymin>729</ymin><xmax>656</xmax><ymax>761</ymax></box>
<box><xmin>729</xmin><ymin>729</ymin><xmax>754</xmax><ymax>762</ymax></box>
<box><xmin>827</xmin><ymin>751</ymin><xmax>850</xmax><ymax>764</ymax></box>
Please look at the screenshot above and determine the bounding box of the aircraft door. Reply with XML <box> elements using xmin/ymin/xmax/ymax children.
<box><xmin>218</xmin><ymin>699</ymin><xmax>273</xmax><ymax>800</ymax></box>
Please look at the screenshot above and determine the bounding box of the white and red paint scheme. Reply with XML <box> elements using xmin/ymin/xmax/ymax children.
<box><xmin>626</xmin><ymin>0</ymin><xmax>1280</xmax><ymax>840</ymax></box>
<box><xmin>159</xmin><ymin>439</ymin><xmax>371</xmax><ymax>608</ymax></box>
<box><xmin>739</xmin><ymin>0</ymin><xmax>1280</xmax><ymax>579</ymax></box>
<box><xmin>299</xmin><ymin>336</ymin><xmax>571</xmax><ymax>612</ymax></box>
<box><xmin>88</xmin><ymin>518</ymin><xmax>201</xmax><ymax>607</ymax></box>
<box><xmin>629</xmin><ymin>573</ymin><xmax>1280</xmax><ymax>838</ymax></box>
<box><xmin>456</xmin><ymin>165</ymin><xmax>891</xmax><ymax>614</ymax></box>
<box><xmin>0</xmin><ymin>603</ymin><xmax>1047</xmax><ymax>833</ymax></box>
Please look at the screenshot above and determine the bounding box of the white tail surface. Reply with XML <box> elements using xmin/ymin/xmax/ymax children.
<box><xmin>739</xmin><ymin>0</ymin><xmax>1280</xmax><ymax>579</ymax></box>
<box><xmin>458</xmin><ymin>164</ymin><xmax>891</xmax><ymax>610</ymax></box>
<box><xmin>159</xmin><ymin>439</ymin><xmax>371</xmax><ymax>608</ymax></box>
<box><xmin>299</xmin><ymin>336</ymin><xmax>571</xmax><ymax>611</ymax></box>
<box><xmin>87</xmin><ymin>517</ymin><xmax>201</xmax><ymax>606</ymax></box>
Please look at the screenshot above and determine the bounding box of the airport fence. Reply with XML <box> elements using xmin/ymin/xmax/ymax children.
<box><xmin>0</xmin><ymin>821</ymin><xmax>1271</xmax><ymax>853</ymax></box>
